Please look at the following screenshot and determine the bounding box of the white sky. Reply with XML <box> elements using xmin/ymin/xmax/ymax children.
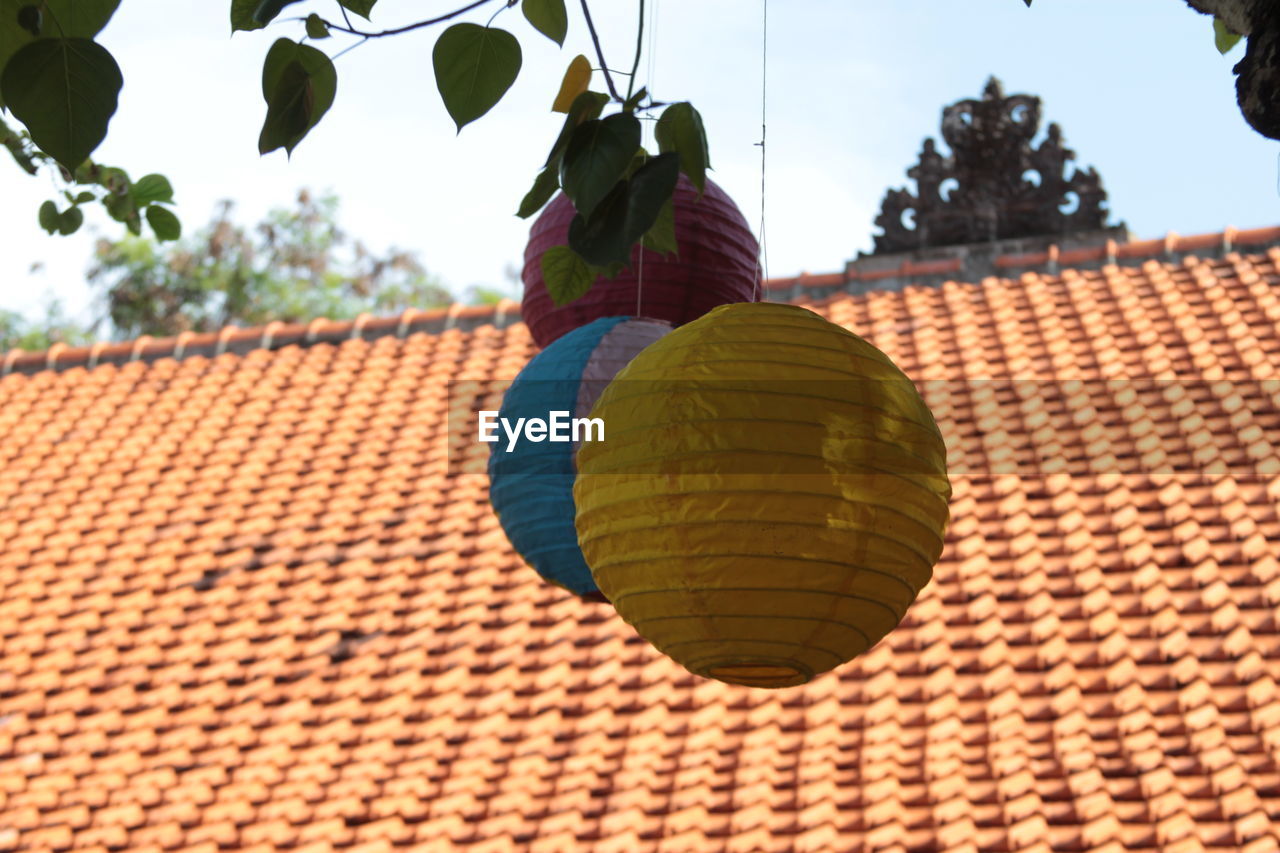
<box><xmin>1</xmin><ymin>0</ymin><xmax>1276</xmax><ymax>326</ymax></box>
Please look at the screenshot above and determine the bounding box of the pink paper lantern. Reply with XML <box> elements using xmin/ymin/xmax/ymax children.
<box><xmin>521</xmin><ymin>176</ymin><xmax>760</xmax><ymax>349</ymax></box>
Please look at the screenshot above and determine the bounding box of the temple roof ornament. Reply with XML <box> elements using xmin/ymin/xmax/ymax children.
<box><xmin>873</xmin><ymin>77</ymin><xmax>1116</xmax><ymax>254</ymax></box>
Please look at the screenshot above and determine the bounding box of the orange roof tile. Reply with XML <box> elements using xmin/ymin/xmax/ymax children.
<box><xmin>1</xmin><ymin>232</ymin><xmax>1280</xmax><ymax>851</ymax></box>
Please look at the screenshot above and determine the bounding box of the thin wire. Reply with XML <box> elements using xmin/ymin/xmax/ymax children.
<box><xmin>754</xmin><ymin>0</ymin><xmax>769</xmax><ymax>302</ymax></box>
<box><xmin>636</xmin><ymin>0</ymin><xmax>660</xmax><ymax>317</ymax></box>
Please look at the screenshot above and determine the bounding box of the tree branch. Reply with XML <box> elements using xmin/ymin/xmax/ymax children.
<box><xmin>626</xmin><ymin>0</ymin><xmax>645</xmax><ymax>101</ymax></box>
<box><xmin>579</xmin><ymin>0</ymin><xmax>621</xmax><ymax>101</ymax></box>
<box><xmin>322</xmin><ymin>0</ymin><xmax>499</xmax><ymax>38</ymax></box>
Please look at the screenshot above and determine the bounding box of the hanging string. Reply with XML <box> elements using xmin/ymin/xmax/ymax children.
<box><xmin>636</xmin><ymin>0</ymin><xmax>660</xmax><ymax>318</ymax></box>
<box><xmin>754</xmin><ymin>0</ymin><xmax>769</xmax><ymax>302</ymax></box>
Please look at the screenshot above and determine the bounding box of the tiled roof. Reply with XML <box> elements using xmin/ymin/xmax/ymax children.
<box><xmin>2</xmin><ymin>233</ymin><xmax>1280</xmax><ymax>851</ymax></box>
<box><xmin>8</xmin><ymin>225</ymin><xmax>1280</xmax><ymax>377</ymax></box>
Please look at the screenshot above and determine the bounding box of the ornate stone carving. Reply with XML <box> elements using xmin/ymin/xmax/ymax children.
<box><xmin>873</xmin><ymin>77</ymin><xmax>1113</xmax><ymax>254</ymax></box>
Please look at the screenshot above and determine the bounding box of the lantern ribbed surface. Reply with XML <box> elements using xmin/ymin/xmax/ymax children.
<box><xmin>521</xmin><ymin>176</ymin><xmax>760</xmax><ymax>349</ymax></box>
<box><xmin>573</xmin><ymin>303</ymin><xmax>952</xmax><ymax>688</ymax></box>
<box><xmin>489</xmin><ymin>316</ymin><xmax>671</xmax><ymax>600</ymax></box>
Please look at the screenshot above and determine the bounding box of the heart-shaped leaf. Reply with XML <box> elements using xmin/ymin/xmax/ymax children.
<box><xmin>0</xmin><ymin>0</ymin><xmax>120</xmax><ymax>106</ymax></box>
<box><xmin>655</xmin><ymin>102</ymin><xmax>710</xmax><ymax>192</ymax></box>
<box><xmin>57</xmin><ymin>205</ymin><xmax>83</xmax><ymax>235</ymax></box>
<box><xmin>560</xmin><ymin>112</ymin><xmax>640</xmax><ymax>221</ymax></box>
<box><xmin>541</xmin><ymin>245</ymin><xmax>594</xmax><ymax>306</ymax></box>
<box><xmin>1</xmin><ymin>37</ymin><xmax>122</xmax><ymax>171</ymax></box>
<box><xmin>522</xmin><ymin>0</ymin><xmax>567</xmax><ymax>46</ymax></box>
<box><xmin>433</xmin><ymin>23</ymin><xmax>522</xmax><ymax>131</ymax></box>
<box><xmin>568</xmin><ymin>151</ymin><xmax>679</xmax><ymax>267</ymax></box>
<box><xmin>37</xmin><ymin>200</ymin><xmax>57</xmax><ymax>233</ymax></box>
<box><xmin>132</xmin><ymin>174</ymin><xmax>174</xmax><ymax>205</ymax></box>
<box><xmin>146</xmin><ymin>205</ymin><xmax>181</xmax><ymax>241</ymax></box>
<box><xmin>258</xmin><ymin>38</ymin><xmax>337</xmax><ymax>156</ymax></box>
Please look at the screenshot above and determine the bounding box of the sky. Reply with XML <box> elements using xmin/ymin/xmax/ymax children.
<box><xmin>1</xmin><ymin>0</ymin><xmax>1277</xmax><ymax>327</ymax></box>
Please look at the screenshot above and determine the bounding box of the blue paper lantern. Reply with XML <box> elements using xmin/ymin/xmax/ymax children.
<box><xmin>488</xmin><ymin>316</ymin><xmax>672</xmax><ymax>600</ymax></box>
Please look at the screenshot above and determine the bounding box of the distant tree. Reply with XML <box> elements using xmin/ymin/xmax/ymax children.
<box><xmin>0</xmin><ymin>299</ymin><xmax>94</xmax><ymax>352</ymax></box>
<box><xmin>0</xmin><ymin>189</ymin><xmax>478</xmax><ymax>351</ymax></box>
<box><xmin>87</xmin><ymin>189</ymin><xmax>456</xmax><ymax>340</ymax></box>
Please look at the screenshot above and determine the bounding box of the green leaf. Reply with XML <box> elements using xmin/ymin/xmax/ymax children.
<box><xmin>305</xmin><ymin>13</ymin><xmax>330</xmax><ymax>39</ymax></box>
<box><xmin>641</xmin><ymin>195</ymin><xmax>677</xmax><ymax>257</ymax></box>
<box><xmin>540</xmin><ymin>245</ymin><xmax>594</xmax><ymax>306</ymax></box>
<box><xmin>338</xmin><ymin>0</ymin><xmax>377</xmax><ymax>19</ymax></box>
<box><xmin>74</xmin><ymin>191</ymin><xmax>95</xmax><ymax>204</ymax></box>
<box><xmin>433</xmin><ymin>23</ymin><xmax>521</xmax><ymax>131</ymax></box>
<box><xmin>146</xmin><ymin>205</ymin><xmax>181</xmax><ymax>241</ymax></box>
<box><xmin>522</xmin><ymin>0</ymin><xmax>567</xmax><ymax>46</ymax></box>
<box><xmin>37</xmin><ymin>200</ymin><xmax>57</xmax><ymax>233</ymax></box>
<box><xmin>260</xmin><ymin>61</ymin><xmax>312</xmax><ymax>154</ymax></box>
<box><xmin>655</xmin><ymin>102</ymin><xmax>710</xmax><ymax>193</ymax></box>
<box><xmin>544</xmin><ymin>90</ymin><xmax>608</xmax><ymax>168</ymax></box>
<box><xmin>568</xmin><ymin>151</ymin><xmax>679</xmax><ymax>267</ymax></box>
<box><xmin>518</xmin><ymin>167</ymin><xmax>560</xmax><ymax>219</ymax></box>
<box><xmin>258</xmin><ymin>38</ymin><xmax>338</xmax><ymax>156</ymax></box>
<box><xmin>1214</xmin><ymin>18</ymin><xmax>1243</xmax><ymax>54</ymax></box>
<box><xmin>252</xmin><ymin>0</ymin><xmax>304</xmax><ymax>25</ymax></box>
<box><xmin>93</xmin><ymin>165</ymin><xmax>129</xmax><ymax>192</ymax></box>
<box><xmin>230</xmin><ymin>0</ymin><xmax>265</xmax><ymax>32</ymax></box>
<box><xmin>0</xmin><ymin>0</ymin><xmax>120</xmax><ymax>107</ymax></box>
<box><xmin>560</xmin><ymin>112</ymin><xmax>640</xmax><ymax>221</ymax></box>
<box><xmin>1</xmin><ymin>38</ymin><xmax>122</xmax><ymax>171</ymax></box>
<box><xmin>57</xmin><ymin>205</ymin><xmax>83</xmax><ymax>235</ymax></box>
<box><xmin>103</xmin><ymin>190</ymin><xmax>136</xmax><ymax>224</ymax></box>
<box><xmin>132</xmin><ymin>173</ymin><xmax>174</xmax><ymax>205</ymax></box>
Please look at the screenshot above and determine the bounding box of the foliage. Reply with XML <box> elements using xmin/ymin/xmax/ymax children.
<box><xmin>1</xmin><ymin>189</ymin><xmax>518</xmax><ymax>352</ymax></box>
<box><xmin>0</xmin><ymin>299</ymin><xmax>94</xmax><ymax>351</ymax></box>
<box><xmin>1214</xmin><ymin>17</ymin><xmax>1243</xmax><ymax>54</ymax></box>
<box><xmin>87</xmin><ymin>189</ymin><xmax>455</xmax><ymax>340</ymax></box>
<box><xmin>0</xmin><ymin>0</ymin><xmax>709</xmax><ymax>305</ymax></box>
<box><xmin>0</xmin><ymin>1</ymin><xmax>180</xmax><ymax>241</ymax></box>
<box><xmin>0</xmin><ymin>0</ymin><xmax>1266</xmax><ymax>305</ymax></box>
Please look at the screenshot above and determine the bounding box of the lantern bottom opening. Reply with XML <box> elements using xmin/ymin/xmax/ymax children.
<box><xmin>700</xmin><ymin>659</ymin><xmax>812</xmax><ymax>689</ymax></box>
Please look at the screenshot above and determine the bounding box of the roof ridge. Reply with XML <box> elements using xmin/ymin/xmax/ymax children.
<box><xmin>765</xmin><ymin>225</ymin><xmax>1280</xmax><ymax>299</ymax></box>
<box><xmin>4</xmin><ymin>224</ymin><xmax>1278</xmax><ymax>377</ymax></box>
<box><xmin>1</xmin><ymin>301</ymin><xmax>525</xmax><ymax>377</ymax></box>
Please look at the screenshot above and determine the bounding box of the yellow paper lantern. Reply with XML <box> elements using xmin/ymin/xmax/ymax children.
<box><xmin>574</xmin><ymin>302</ymin><xmax>951</xmax><ymax>688</ymax></box>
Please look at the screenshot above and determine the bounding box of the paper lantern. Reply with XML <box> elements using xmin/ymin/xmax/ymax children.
<box><xmin>488</xmin><ymin>316</ymin><xmax>672</xmax><ymax>600</ymax></box>
<box><xmin>521</xmin><ymin>176</ymin><xmax>760</xmax><ymax>349</ymax></box>
<box><xmin>574</xmin><ymin>302</ymin><xmax>951</xmax><ymax>687</ymax></box>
